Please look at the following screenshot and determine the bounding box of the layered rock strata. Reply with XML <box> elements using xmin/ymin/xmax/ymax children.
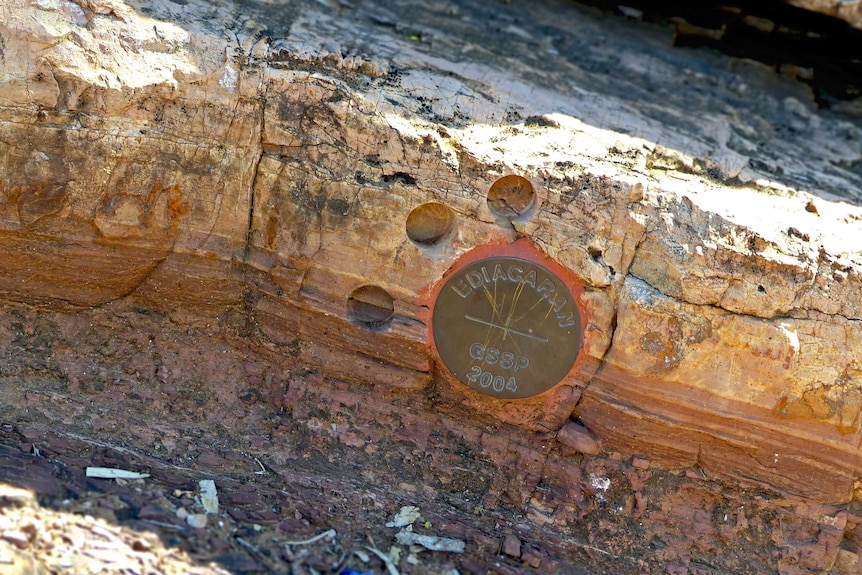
<box><xmin>1</xmin><ymin>0</ymin><xmax>861</xmax><ymax>510</ymax></box>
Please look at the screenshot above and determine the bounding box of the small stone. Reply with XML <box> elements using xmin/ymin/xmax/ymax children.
<box><xmin>199</xmin><ymin>479</ymin><xmax>219</xmax><ymax>514</ymax></box>
<box><xmin>394</xmin><ymin>527</ymin><xmax>465</xmax><ymax>552</ymax></box>
<box><xmin>834</xmin><ymin>549</ymin><xmax>859</xmax><ymax>575</ymax></box>
<box><xmin>249</xmin><ymin>510</ymin><xmax>279</xmax><ymax>523</ymax></box>
<box><xmin>634</xmin><ymin>492</ymin><xmax>648</xmax><ymax>517</ymax></box>
<box><xmin>685</xmin><ymin>467</ymin><xmax>707</xmax><ymax>480</ymax></box>
<box><xmin>521</xmin><ymin>546</ymin><xmax>542</xmax><ymax>568</ymax></box>
<box><xmin>1</xmin><ymin>531</ymin><xmax>30</xmax><ymax>549</ymax></box>
<box><xmin>787</xmin><ymin>226</ymin><xmax>810</xmax><ymax>242</ymax></box>
<box><xmin>186</xmin><ymin>514</ymin><xmax>207</xmax><ymax>529</ymax></box>
<box><xmin>0</xmin><ymin>485</ymin><xmax>37</xmax><ymax>508</ymax></box>
<box><xmin>225</xmin><ymin>490</ymin><xmax>259</xmax><ymax>505</ymax></box>
<box><xmin>277</xmin><ymin>518</ymin><xmax>307</xmax><ymax>533</ymax></box>
<box><xmin>459</xmin><ymin>557</ymin><xmax>487</xmax><ymax>575</ymax></box>
<box><xmin>502</xmin><ymin>534</ymin><xmax>521</xmax><ymax>558</ymax></box>
<box><xmin>228</xmin><ymin>508</ymin><xmax>249</xmax><ymax>522</ymax></box>
<box><xmin>631</xmin><ymin>456</ymin><xmax>650</xmax><ymax>469</ymax></box>
<box><xmin>137</xmin><ymin>504</ymin><xmax>168</xmax><ymax>520</ymax></box>
<box><xmin>556</xmin><ymin>422</ymin><xmax>601</xmax><ymax>455</ymax></box>
<box><xmin>300</xmin><ymin>506</ymin><xmax>325</xmax><ymax>526</ymax></box>
<box><xmin>386</xmin><ymin>505</ymin><xmax>421</xmax><ymax>528</ymax></box>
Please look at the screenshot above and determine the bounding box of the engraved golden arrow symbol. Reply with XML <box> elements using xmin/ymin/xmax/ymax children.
<box><xmin>463</xmin><ymin>315</ymin><xmax>550</xmax><ymax>343</ymax></box>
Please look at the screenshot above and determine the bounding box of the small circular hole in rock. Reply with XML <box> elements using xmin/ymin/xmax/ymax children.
<box><xmin>405</xmin><ymin>202</ymin><xmax>456</xmax><ymax>246</ymax></box>
<box><xmin>346</xmin><ymin>285</ymin><xmax>395</xmax><ymax>329</ymax></box>
<box><xmin>487</xmin><ymin>175</ymin><xmax>536</xmax><ymax>219</ymax></box>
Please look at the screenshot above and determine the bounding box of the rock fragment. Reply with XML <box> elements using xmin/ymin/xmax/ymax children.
<box><xmin>501</xmin><ymin>534</ymin><xmax>521</xmax><ymax>558</ymax></box>
<box><xmin>395</xmin><ymin>526</ymin><xmax>465</xmax><ymax>553</ymax></box>
<box><xmin>557</xmin><ymin>422</ymin><xmax>601</xmax><ymax>455</ymax></box>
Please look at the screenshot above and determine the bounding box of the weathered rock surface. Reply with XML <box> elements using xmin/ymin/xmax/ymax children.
<box><xmin>791</xmin><ymin>0</ymin><xmax>862</xmax><ymax>28</ymax></box>
<box><xmin>2</xmin><ymin>0</ymin><xmax>862</xmax><ymax>570</ymax></box>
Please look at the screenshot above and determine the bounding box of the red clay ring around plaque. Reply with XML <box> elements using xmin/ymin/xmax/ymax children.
<box><xmin>419</xmin><ymin>237</ymin><xmax>590</xmax><ymax>400</ymax></box>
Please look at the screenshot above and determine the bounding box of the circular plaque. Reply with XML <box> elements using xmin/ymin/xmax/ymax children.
<box><xmin>432</xmin><ymin>256</ymin><xmax>583</xmax><ymax>399</ymax></box>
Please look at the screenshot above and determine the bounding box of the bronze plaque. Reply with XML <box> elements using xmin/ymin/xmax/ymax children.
<box><xmin>432</xmin><ymin>256</ymin><xmax>582</xmax><ymax>399</ymax></box>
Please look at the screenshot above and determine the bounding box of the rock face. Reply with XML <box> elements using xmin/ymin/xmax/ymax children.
<box><xmin>791</xmin><ymin>0</ymin><xmax>862</xmax><ymax>29</ymax></box>
<box><xmin>2</xmin><ymin>0</ymin><xmax>862</xmax><ymax>540</ymax></box>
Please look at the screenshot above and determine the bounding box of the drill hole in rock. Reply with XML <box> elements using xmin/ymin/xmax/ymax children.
<box><xmin>405</xmin><ymin>202</ymin><xmax>456</xmax><ymax>246</ymax></box>
<box><xmin>346</xmin><ymin>285</ymin><xmax>395</xmax><ymax>329</ymax></box>
<box><xmin>487</xmin><ymin>175</ymin><xmax>536</xmax><ymax>220</ymax></box>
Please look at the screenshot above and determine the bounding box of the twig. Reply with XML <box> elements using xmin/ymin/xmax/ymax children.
<box><xmin>364</xmin><ymin>545</ymin><xmax>399</xmax><ymax>575</ymax></box>
<box><xmin>253</xmin><ymin>457</ymin><xmax>267</xmax><ymax>475</ymax></box>
<box><xmin>237</xmin><ymin>535</ymin><xmax>283</xmax><ymax>573</ymax></box>
<box><xmin>283</xmin><ymin>529</ymin><xmax>336</xmax><ymax>546</ymax></box>
<box><xmin>141</xmin><ymin>519</ymin><xmax>183</xmax><ymax>531</ymax></box>
<box><xmin>331</xmin><ymin>551</ymin><xmax>349</xmax><ymax>573</ymax></box>
<box><xmin>236</xmin><ymin>537</ymin><xmax>259</xmax><ymax>554</ymax></box>
<box><xmin>572</xmin><ymin>540</ymin><xmax>614</xmax><ymax>558</ymax></box>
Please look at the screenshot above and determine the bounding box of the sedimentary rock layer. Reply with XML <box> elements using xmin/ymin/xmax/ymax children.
<box><xmin>1</xmin><ymin>0</ymin><xmax>862</xmax><ymax>505</ymax></box>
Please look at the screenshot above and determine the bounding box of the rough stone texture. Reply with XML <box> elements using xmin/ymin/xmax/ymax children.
<box><xmin>1</xmin><ymin>309</ymin><xmax>857</xmax><ymax>574</ymax></box>
<box><xmin>557</xmin><ymin>421</ymin><xmax>602</xmax><ymax>456</ymax></box>
<box><xmin>2</xmin><ymin>0</ymin><xmax>862</xmax><ymax>571</ymax></box>
<box><xmin>791</xmin><ymin>0</ymin><xmax>862</xmax><ymax>28</ymax></box>
<box><xmin>2</xmin><ymin>0</ymin><xmax>862</xmax><ymax>490</ymax></box>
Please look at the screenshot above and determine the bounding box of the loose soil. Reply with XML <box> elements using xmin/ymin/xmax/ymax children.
<box><xmin>0</xmin><ymin>300</ymin><xmax>852</xmax><ymax>574</ymax></box>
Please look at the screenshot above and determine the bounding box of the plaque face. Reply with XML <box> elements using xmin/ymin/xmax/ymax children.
<box><xmin>432</xmin><ymin>256</ymin><xmax>582</xmax><ymax>399</ymax></box>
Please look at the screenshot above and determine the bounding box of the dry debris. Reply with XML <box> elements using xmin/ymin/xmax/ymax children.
<box><xmin>85</xmin><ymin>467</ymin><xmax>151</xmax><ymax>480</ymax></box>
<box><xmin>395</xmin><ymin>526</ymin><xmax>465</xmax><ymax>553</ymax></box>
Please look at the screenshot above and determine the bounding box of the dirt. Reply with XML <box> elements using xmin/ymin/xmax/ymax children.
<box><xmin>0</xmin><ymin>299</ymin><xmax>856</xmax><ymax>574</ymax></box>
